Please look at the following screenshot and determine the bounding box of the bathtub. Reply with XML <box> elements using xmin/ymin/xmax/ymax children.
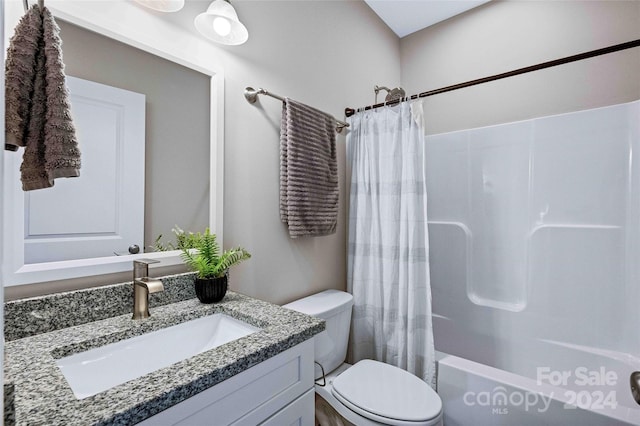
<box><xmin>425</xmin><ymin>101</ymin><xmax>640</xmax><ymax>426</ymax></box>
<box><xmin>436</xmin><ymin>347</ymin><xmax>640</xmax><ymax>426</ymax></box>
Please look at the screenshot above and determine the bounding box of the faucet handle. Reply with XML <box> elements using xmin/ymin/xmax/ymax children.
<box><xmin>134</xmin><ymin>258</ymin><xmax>161</xmax><ymax>265</ymax></box>
<box><xmin>133</xmin><ymin>258</ymin><xmax>161</xmax><ymax>279</ymax></box>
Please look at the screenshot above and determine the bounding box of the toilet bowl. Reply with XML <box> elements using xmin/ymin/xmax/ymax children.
<box><xmin>284</xmin><ymin>290</ymin><xmax>443</xmax><ymax>426</ymax></box>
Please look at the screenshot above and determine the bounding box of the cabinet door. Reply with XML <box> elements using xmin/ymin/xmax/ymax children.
<box><xmin>259</xmin><ymin>389</ymin><xmax>315</xmax><ymax>426</ymax></box>
<box><xmin>138</xmin><ymin>339</ymin><xmax>314</xmax><ymax>426</ymax></box>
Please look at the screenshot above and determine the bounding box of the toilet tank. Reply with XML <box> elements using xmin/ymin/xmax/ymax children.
<box><xmin>284</xmin><ymin>290</ymin><xmax>353</xmax><ymax>377</ymax></box>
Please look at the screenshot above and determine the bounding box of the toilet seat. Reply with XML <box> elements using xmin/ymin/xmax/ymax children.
<box><xmin>331</xmin><ymin>360</ymin><xmax>442</xmax><ymax>426</ymax></box>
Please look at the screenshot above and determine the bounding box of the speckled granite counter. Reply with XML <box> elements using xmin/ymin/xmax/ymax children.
<box><xmin>4</xmin><ymin>275</ymin><xmax>324</xmax><ymax>425</ymax></box>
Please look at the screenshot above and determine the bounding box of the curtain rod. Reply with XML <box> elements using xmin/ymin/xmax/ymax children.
<box><xmin>244</xmin><ymin>87</ymin><xmax>349</xmax><ymax>133</ymax></box>
<box><xmin>345</xmin><ymin>38</ymin><xmax>640</xmax><ymax>117</ymax></box>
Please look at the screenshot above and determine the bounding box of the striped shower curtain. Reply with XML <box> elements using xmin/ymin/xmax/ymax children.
<box><xmin>346</xmin><ymin>101</ymin><xmax>436</xmax><ymax>388</ymax></box>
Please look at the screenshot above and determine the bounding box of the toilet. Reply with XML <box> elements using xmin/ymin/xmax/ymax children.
<box><xmin>284</xmin><ymin>290</ymin><xmax>443</xmax><ymax>426</ymax></box>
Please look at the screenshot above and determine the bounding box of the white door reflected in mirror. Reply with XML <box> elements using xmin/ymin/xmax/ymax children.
<box><xmin>25</xmin><ymin>77</ymin><xmax>145</xmax><ymax>264</ymax></box>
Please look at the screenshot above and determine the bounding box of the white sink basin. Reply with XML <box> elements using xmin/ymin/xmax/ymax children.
<box><xmin>56</xmin><ymin>313</ymin><xmax>260</xmax><ymax>399</ymax></box>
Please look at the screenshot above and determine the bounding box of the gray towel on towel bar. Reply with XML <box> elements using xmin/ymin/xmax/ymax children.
<box><xmin>280</xmin><ymin>98</ymin><xmax>338</xmax><ymax>237</ymax></box>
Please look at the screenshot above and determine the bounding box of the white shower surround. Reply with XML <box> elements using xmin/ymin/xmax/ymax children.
<box><xmin>427</xmin><ymin>100</ymin><xmax>640</xmax><ymax>424</ymax></box>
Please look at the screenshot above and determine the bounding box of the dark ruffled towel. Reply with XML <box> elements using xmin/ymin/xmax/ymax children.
<box><xmin>5</xmin><ymin>5</ymin><xmax>80</xmax><ymax>191</ymax></box>
<box><xmin>280</xmin><ymin>98</ymin><xmax>338</xmax><ymax>238</ymax></box>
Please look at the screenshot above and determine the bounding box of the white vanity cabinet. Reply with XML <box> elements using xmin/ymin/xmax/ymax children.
<box><xmin>138</xmin><ymin>339</ymin><xmax>315</xmax><ymax>426</ymax></box>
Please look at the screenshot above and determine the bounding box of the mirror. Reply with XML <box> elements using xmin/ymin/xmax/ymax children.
<box><xmin>2</xmin><ymin>0</ymin><xmax>224</xmax><ymax>286</ymax></box>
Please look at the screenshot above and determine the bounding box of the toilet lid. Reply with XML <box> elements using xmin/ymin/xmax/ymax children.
<box><xmin>331</xmin><ymin>360</ymin><xmax>442</xmax><ymax>425</ymax></box>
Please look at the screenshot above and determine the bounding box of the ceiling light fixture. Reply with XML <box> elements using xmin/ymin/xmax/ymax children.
<box><xmin>194</xmin><ymin>0</ymin><xmax>248</xmax><ymax>46</ymax></box>
<box><xmin>133</xmin><ymin>0</ymin><xmax>185</xmax><ymax>13</ymax></box>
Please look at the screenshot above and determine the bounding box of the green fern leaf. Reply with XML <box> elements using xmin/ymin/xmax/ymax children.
<box><xmin>178</xmin><ymin>227</ymin><xmax>250</xmax><ymax>279</ymax></box>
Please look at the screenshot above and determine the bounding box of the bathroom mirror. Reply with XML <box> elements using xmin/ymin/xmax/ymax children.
<box><xmin>2</xmin><ymin>0</ymin><xmax>224</xmax><ymax>286</ymax></box>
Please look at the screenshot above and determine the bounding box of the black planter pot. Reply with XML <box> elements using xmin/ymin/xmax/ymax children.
<box><xmin>195</xmin><ymin>275</ymin><xmax>228</xmax><ymax>303</ymax></box>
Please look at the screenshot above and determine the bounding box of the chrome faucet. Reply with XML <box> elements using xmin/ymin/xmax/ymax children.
<box><xmin>132</xmin><ymin>259</ymin><xmax>164</xmax><ymax>320</ymax></box>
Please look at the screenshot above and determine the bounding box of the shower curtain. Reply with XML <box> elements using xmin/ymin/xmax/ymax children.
<box><xmin>346</xmin><ymin>101</ymin><xmax>436</xmax><ymax>388</ymax></box>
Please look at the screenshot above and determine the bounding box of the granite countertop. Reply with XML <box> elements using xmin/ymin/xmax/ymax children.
<box><xmin>4</xmin><ymin>278</ymin><xmax>324</xmax><ymax>425</ymax></box>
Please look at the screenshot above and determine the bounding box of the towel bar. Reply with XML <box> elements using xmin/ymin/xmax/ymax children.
<box><xmin>23</xmin><ymin>0</ymin><xmax>44</xmax><ymax>12</ymax></box>
<box><xmin>244</xmin><ymin>87</ymin><xmax>349</xmax><ymax>133</ymax></box>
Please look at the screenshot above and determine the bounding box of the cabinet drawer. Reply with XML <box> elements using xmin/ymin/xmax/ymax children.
<box><xmin>139</xmin><ymin>339</ymin><xmax>314</xmax><ymax>425</ymax></box>
<box><xmin>259</xmin><ymin>389</ymin><xmax>315</xmax><ymax>426</ymax></box>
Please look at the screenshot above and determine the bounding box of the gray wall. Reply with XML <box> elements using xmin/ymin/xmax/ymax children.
<box><xmin>400</xmin><ymin>0</ymin><xmax>640</xmax><ymax>135</ymax></box>
<box><xmin>8</xmin><ymin>1</ymin><xmax>639</xmax><ymax>304</ymax></box>
<box><xmin>5</xmin><ymin>1</ymin><xmax>401</xmax><ymax>301</ymax></box>
<box><xmin>216</xmin><ymin>1</ymin><xmax>401</xmax><ymax>304</ymax></box>
<box><xmin>58</xmin><ymin>20</ymin><xmax>211</xmax><ymax>252</ymax></box>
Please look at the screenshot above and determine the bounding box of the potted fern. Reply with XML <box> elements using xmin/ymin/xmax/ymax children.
<box><xmin>179</xmin><ymin>228</ymin><xmax>251</xmax><ymax>303</ymax></box>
